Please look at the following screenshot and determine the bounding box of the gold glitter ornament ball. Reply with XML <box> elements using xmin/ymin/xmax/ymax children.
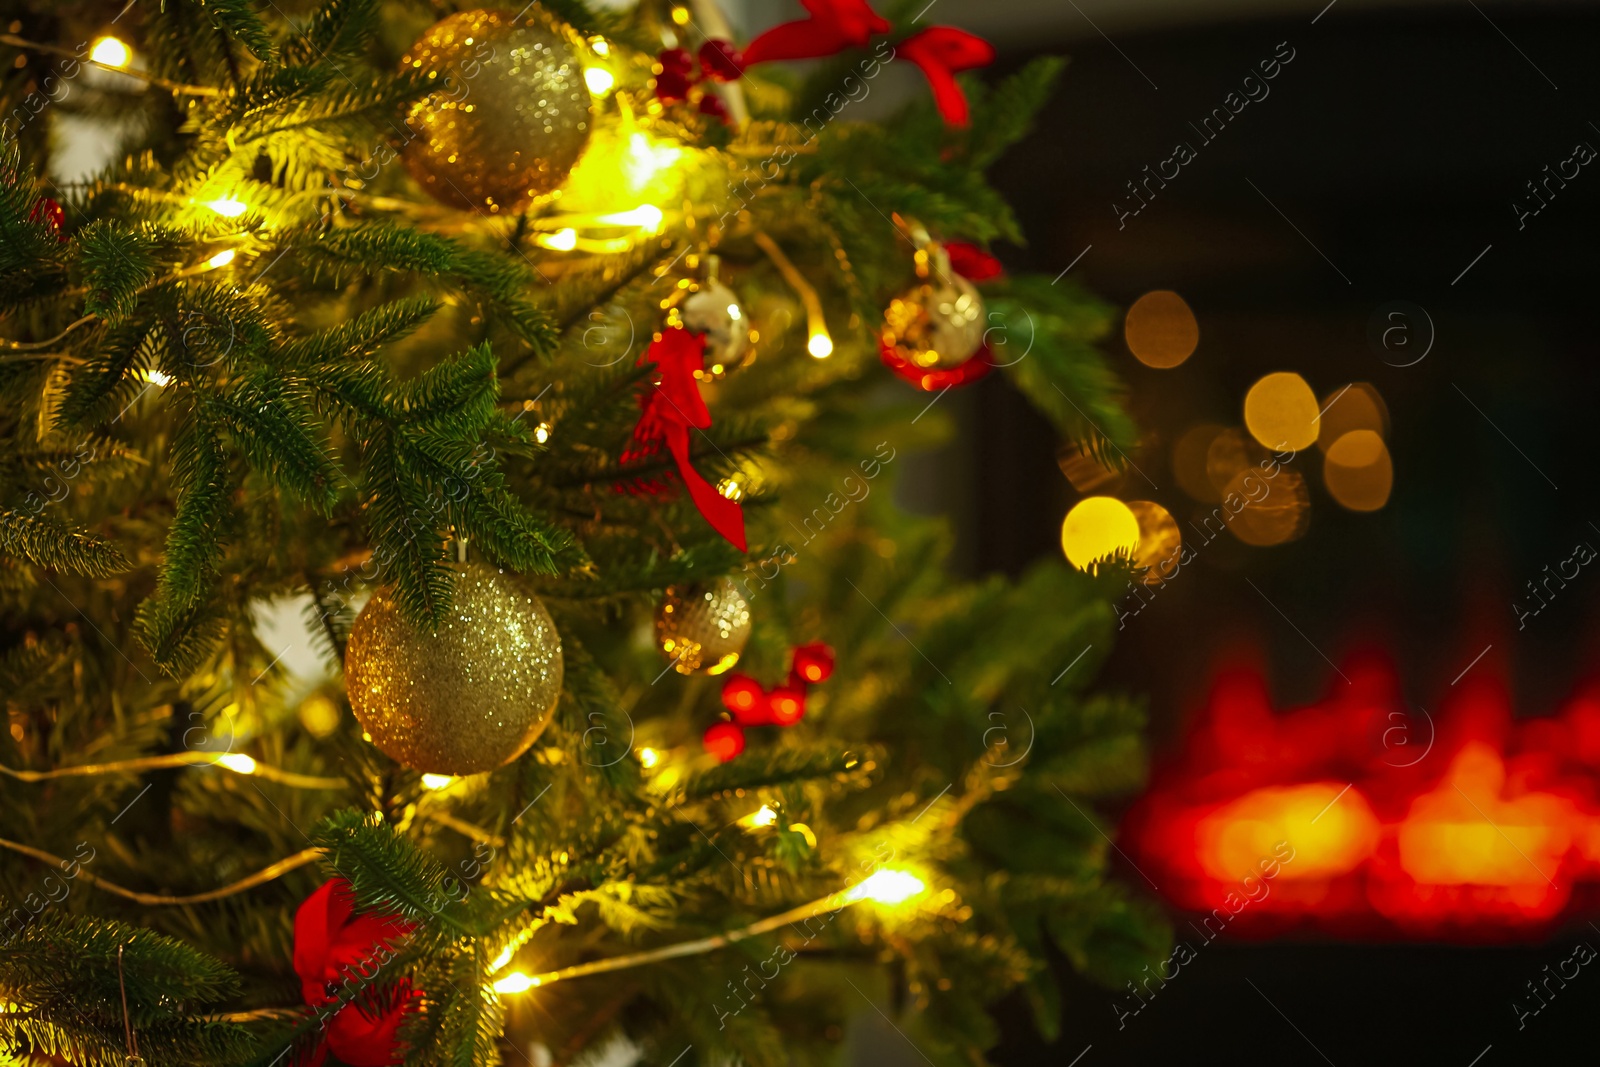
<box><xmin>400</xmin><ymin>8</ymin><xmax>592</xmax><ymax>213</ymax></box>
<box><xmin>882</xmin><ymin>242</ymin><xmax>986</xmax><ymax>370</ymax></box>
<box><xmin>344</xmin><ymin>564</ymin><xmax>564</xmax><ymax>775</ymax></box>
<box><xmin>655</xmin><ymin>578</ymin><xmax>751</xmax><ymax>675</ymax></box>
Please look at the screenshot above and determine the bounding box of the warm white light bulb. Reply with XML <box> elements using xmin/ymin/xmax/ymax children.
<box><xmin>807</xmin><ymin>332</ymin><xmax>834</xmax><ymax>359</ymax></box>
<box><xmin>421</xmin><ymin>774</ymin><xmax>455</xmax><ymax>790</ymax></box>
<box><xmin>206</xmin><ymin>198</ymin><xmax>248</xmax><ymax>218</ymax></box>
<box><xmin>207</xmin><ymin>249</ymin><xmax>235</xmax><ymax>268</ymax></box>
<box><xmin>91</xmin><ymin>36</ymin><xmax>130</xmax><ymax>67</ymax></box>
<box><xmin>584</xmin><ymin>67</ymin><xmax>615</xmax><ymax>96</ymax></box>
<box><xmin>492</xmin><ymin>972</ymin><xmax>538</xmax><ymax>994</ymax></box>
<box><xmin>847</xmin><ymin>869</ymin><xmax>925</xmax><ymax>906</ymax></box>
<box><xmin>543</xmin><ymin>229</ymin><xmax>578</xmax><ymax>251</ymax></box>
<box><xmin>216</xmin><ymin>753</ymin><xmax>257</xmax><ymax>775</ymax></box>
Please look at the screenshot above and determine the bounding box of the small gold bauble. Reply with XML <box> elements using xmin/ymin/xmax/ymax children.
<box><xmin>655</xmin><ymin>578</ymin><xmax>751</xmax><ymax>675</ymax></box>
<box><xmin>344</xmin><ymin>563</ymin><xmax>563</xmax><ymax>775</ymax></box>
<box><xmin>681</xmin><ymin>279</ymin><xmax>751</xmax><ymax>371</ymax></box>
<box><xmin>400</xmin><ymin>8</ymin><xmax>593</xmax><ymax>212</ymax></box>
<box><xmin>883</xmin><ymin>275</ymin><xmax>985</xmax><ymax>370</ymax></box>
<box><xmin>882</xmin><ymin>242</ymin><xmax>986</xmax><ymax>370</ymax></box>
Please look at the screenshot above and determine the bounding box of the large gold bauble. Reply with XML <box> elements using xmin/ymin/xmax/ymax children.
<box><xmin>655</xmin><ymin>578</ymin><xmax>751</xmax><ymax>675</ymax></box>
<box><xmin>344</xmin><ymin>563</ymin><xmax>563</xmax><ymax>775</ymax></box>
<box><xmin>881</xmin><ymin>268</ymin><xmax>986</xmax><ymax>371</ymax></box>
<box><xmin>400</xmin><ymin>8</ymin><xmax>592</xmax><ymax>213</ymax></box>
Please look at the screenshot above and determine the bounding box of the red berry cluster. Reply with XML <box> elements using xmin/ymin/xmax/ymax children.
<box><xmin>653</xmin><ymin>39</ymin><xmax>744</xmax><ymax>121</ymax></box>
<box><xmin>703</xmin><ymin>643</ymin><xmax>835</xmax><ymax>762</ymax></box>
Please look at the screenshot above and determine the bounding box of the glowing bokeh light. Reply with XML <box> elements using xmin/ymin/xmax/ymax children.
<box><xmin>1317</xmin><ymin>383</ymin><xmax>1388</xmax><ymax>451</ymax></box>
<box><xmin>847</xmin><ymin>869</ymin><xmax>926</xmax><ymax>906</ymax></box>
<box><xmin>215</xmin><ymin>753</ymin><xmax>257</xmax><ymax>774</ymax></box>
<box><xmin>1060</xmin><ymin>496</ymin><xmax>1140</xmax><ymax>573</ymax></box>
<box><xmin>1324</xmin><ymin>430</ymin><xmax>1393</xmax><ymax>512</ymax></box>
<box><xmin>1057</xmin><ymin>440</ymin><xmax>1120</xmax><ymax>494</ymax></box>
<box><xmin>493</xmin><ymin>972</ymin><xmax>538</xmax><ymax>994</ymax></box>
<box><xmin>90</xmin><ymin>36</ymin><xmax>130</xmax><ymax>67</ymax></box>
<box><xmin>1244</xmin><ymin>372</ymin><xmax>1320</xmax><ymax>452</ymax></box>
<box><xmin>1124</xmin><ymin>290</ymin><xmax>1199</xmax><ymax>369</ymax></box>
<box><xmin>1223</xmin><ymin>466</ymin><xmax>1309</xmax><ymax>547</ymax></box>
<box><xmin>584</xmin><ymin>67</ymin><xmax>615</xmax><ymax>96</ymax></box>
<box><xmin>1125</xmin><ymin>500</ymin><xmax>1183</xmax><ymax>585</ymax></box>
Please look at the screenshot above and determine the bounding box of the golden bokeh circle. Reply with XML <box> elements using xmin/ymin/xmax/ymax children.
<box><xmin>1061</xmin><ymin>496</ymin><xmax>1141</xmax><ymax>573</ymax></box>
<box><xmin>1126</xmin><ymin>500</ymin><xmax>1184</xmax><ymax>585</ymax></box>
<box><xmin>1244</xmin><ymin>372</ymin><xmax>1321</xmax><ymax>452</ymax></box>
<box><xmin>1224</xmin><ymin>466</ymin><xmax>1310</xmax><ymax>546</ymax></box>
<box><xmin>1317</xmin><ymin>383</ymin><xmax>1388</xmax><ymax>451</ymax></box>
<box><xmin>1205</xmin><ymin>428</ymin><xmax>1268</xmax><ymax>500</ymax></box>
<box><xmin>1324</xmin><ymin>430</ymin><xmax>1393</xmax><ymax>512</ymax></box>
<box><xmin>1125</xmin><ymin>290</ymin><xmax>1199</xmax><ymax>369</ymax></box>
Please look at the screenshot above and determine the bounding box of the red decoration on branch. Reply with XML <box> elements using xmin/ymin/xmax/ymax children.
<box><xmin>698</xmin><ymin>39</ymin><xmax>746</xmax><ymax>81</ymax></box>
<box><xmin>654</xmin><ymin>47</ymin><xmax>695</xmax><ymax>101</ymax></box>
<box><xmin>619</xmin><ymin>326</ymin><xmax>746</xmax><ymax>551</ymax></box>
<box><xmin>29</xmin><ymin>197</ymin><xmax>65</xmax><ymax>242</ymax></box>
<box><xmin>703</xmin><ymin>720</ymin><xmax>746</xmax><ymax>762</ymax></box>
<box><xmin>944</xmin><ymin>241</ymin><xmax>1004</xmax><ymax>283</ymax></box>
<box><xmin>742</xmin><ymin>0</ymin><xmax>890</xmax><ymax>65</ymax></box>
<box><xmin>294</xmin><ymin>878</ymin><xmax>420</xmax><ymax>1067</ymax></box>
<box><xmin>706</xmin><ymin>644</ymin><xmax>836</xmax><ymax>760</ymax></box>
<box><xmin>896</xmin><ymin>27</ymin><xmax>996</xmax><ymax>127</ymax></box>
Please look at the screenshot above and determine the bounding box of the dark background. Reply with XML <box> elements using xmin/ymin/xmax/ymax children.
<box><xmin>920</xmin><ymin>1</ymin><xmax>1600</xmax><ymax>1063</ymax></box>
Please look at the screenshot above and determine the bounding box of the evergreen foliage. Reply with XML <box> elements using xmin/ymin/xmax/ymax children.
<box><xmin>0</xmin><ymin>1</ymin><xmax>1165</xmax><ymax>1064</ymax></box>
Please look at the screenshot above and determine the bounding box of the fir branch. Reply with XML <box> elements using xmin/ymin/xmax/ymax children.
<box><xmin>74</xmin><ymin>222</ymin><xmax>164</xmax><ymax>323</ymax></box>
<box><xmin>675</xmin><ymin>744</ymin><xmax>882</xmax><ymax>803</ymax></box>
<box><xmin>189</xmin><ymin>0</ymin><xmax>277</xmax><ymax>62</ymax></box>
<box><xmin>0</xmin><ymin>507</ymin><xmax>129</xmax><ymax>576</ymax></box>
<box><xmin>311</xmin><ymin>809</ymin><xmax>479</xmax><ymax>938</ymax></box>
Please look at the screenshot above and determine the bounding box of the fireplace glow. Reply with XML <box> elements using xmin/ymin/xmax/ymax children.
<box><xmin>1122</xmin><ymin>653</ymin><xmax>1600</xmax><ymax>937</ymax></box>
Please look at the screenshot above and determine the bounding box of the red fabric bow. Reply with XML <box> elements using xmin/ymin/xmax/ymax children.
<box><xmin>294</xmin><ymin>878</ymin><xmax>419</xmax><ymax>1067</ymax></box>
<box><xmin>619</xmin><ymin>326</ymin><xmax>746</xmax><ymax>551</ymax></box>
<box><xmin>897</xmin><ymin>27</ymin><xmax>995</xmax><ymax>127</ymax></box>
<box><xmin>944</xmin><ymin>241</ymin><xmax>1004</xmax><ymax>282</ymax></box>
<box><xmin>742</xmin><ymin>0</ymin><xmax>891</xmax><ymax>65</ymax></box>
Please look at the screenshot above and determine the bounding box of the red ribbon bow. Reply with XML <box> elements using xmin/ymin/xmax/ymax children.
<box><xmin>897</xmin><ymin>27</ymin><xmax>995</xmax><ymax>128</ymax></box>
<box><xmin>620</xmin><ymin>326</ymin><xmax>746</xmax><ymax>551</ymax></box>
<box><xmin>294</xmin><ymin>879</ymin><xmax>420</xmax><ymax>1067</ymax></box>
<box><xmin>742</xmin><ymin>0</ymin><xmax>891</xmax><ymax>65</ymax></box>
<box><xmin>705</xmin><ymin>643</ymin><xmax>836</xmax><ymax>760</ymax></box>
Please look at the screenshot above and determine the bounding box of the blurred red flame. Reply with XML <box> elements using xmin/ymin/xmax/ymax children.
<box><xmin>1122</xmin><ymin>651</ymin><xmax>1600</xmax><ymax>938</ymax></box>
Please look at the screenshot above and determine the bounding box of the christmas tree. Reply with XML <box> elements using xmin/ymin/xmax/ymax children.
<box><xmin>0</xmin><ymin>1</ymin><xmax>1164</xmax><ymax>1064</ymax></box>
